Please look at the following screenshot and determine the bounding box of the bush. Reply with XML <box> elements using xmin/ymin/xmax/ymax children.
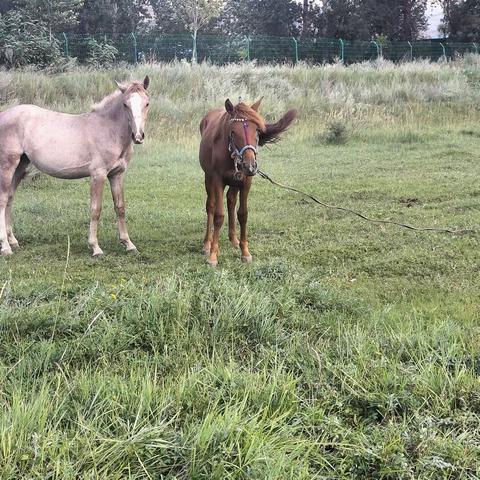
<box><xmin>323</xmin><ymin>120</ymin><xmax>348</xmax><ymax>144</ymax></box>
<box><xmin>86</xmin><ymin>38</ymin><xmax>118</xmax><ymax>68</ymax></box>
<box><xmin>0</xmin><ymin>11</ymin><xmax>62</xmax><ymax>68</ymax></box>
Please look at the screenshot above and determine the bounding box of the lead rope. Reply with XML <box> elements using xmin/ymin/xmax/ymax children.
<box><xmin>257</xmin><ymin>170</ymin><xmax>476</xmax><ymax>235</ymax></box>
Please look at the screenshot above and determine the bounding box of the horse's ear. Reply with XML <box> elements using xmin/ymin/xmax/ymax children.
<box><xmin>143</xmin><ymin>75</ymin><xmax>150</xmax><ymax>90</ymax></box>
<box><xmin>225</xmin><ymin>99</ymin><xmax>234</xmax><ymax>115</ymax></box>
<box><xmin>251</xmin><ymin>97</ymin><xmax>263</xmax><ymax>112</ymax></box>
<box><xmin>115</xmin><ymin>81</ymin><xmax>127</xmax><ymax>93</ymax></box>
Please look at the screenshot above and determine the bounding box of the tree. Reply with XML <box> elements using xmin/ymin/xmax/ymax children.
<box><xmin>0</xmin><ymin>9</ymin><xmax>62</xmax><ymax>67</ymax></box>
<box><xmin>14</xmin><ymin>0</ymin><xmax>84</xmax><ymax>35</ymax></box>
<box><xmin>301</xmin><ymin>0</ymin><xmax>322</xmax><ymax>37</ymax></box>
<box><xmin>320</xmin><ymin>0</ymin><xmax>368</xmax><ymax>39</ymax></box>
<box><xmin>79</xmin><ymin>0</ymin><xmax>152</xmax><ymax>36</ymax></box>
<box><xmin>396</xmin><ymin>0</ymin><xmax>428</xmax><ymax>40</ymax></box>
<box><xmin>153</xmin><ymin>0</ymin><xmax>223</xmax><ymax>60</ymax></box>
<box><xmin>437</xmin><ymin>0</ymin><xmax>480</xmax><ymax>41</ymax></box>
<box><xmin>319</xmin><ymin>0</ymin><xmax>427</xmax><ymax>41</ymax></box>
<box><xmin>152</xmin><ymin>0</ymin><xmax>185</xmax><ymax>33</ymax></box>
<box><xmin>0</xmin><ymin>0</ymin><xmax>14</xmax><ymax>14</ymax></box>
<box><xmin>218</xmin><ymin>0</ymin><xmax>302</xmax><ymax>36</ymax></box>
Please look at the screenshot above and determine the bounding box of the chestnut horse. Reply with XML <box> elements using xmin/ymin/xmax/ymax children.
<box><xmin>199</xmin><ymin>99</ymin><xmax>297</xmax><ymax>266</ymax></box>
<box><xmin>0</xmin><ymin>77</ymin><xmax>150</xmax><ymax>257</ymax></box>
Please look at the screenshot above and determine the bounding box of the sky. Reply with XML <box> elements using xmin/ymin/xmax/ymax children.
<box><xmin>425</xmin><ymin>1</ymin><xmax>443</xmax><ymax>38</ymax></box>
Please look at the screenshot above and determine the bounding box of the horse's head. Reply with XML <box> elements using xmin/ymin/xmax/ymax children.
<box><xmin>225</xmin><ymin>98</ymin><xmax>264</xmax><ymax>177</ymax></box>
<box><xmin>116</xmin><ymin>76</ymin><xmax>150</xmax><ymax>144</ymax></box>
<box><xmin>225</xmin><ymin>98</ymin><xmax>297</xmax><ymax>178</ymax></box>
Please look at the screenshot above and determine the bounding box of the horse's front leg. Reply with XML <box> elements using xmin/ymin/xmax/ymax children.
<box><xmin>227</xmin><ymin>186</ymin><xmax>239</xmax><ymax>248</ymax></box>
<box><xmin>202</xmin><ymin>178</ymin><xmax>214</xmax><ymax>256</ymax></box>
<box><xmin>238</xmin><ymin>181</ymin><xmax>252</xmax><ymax>263</ymax></box>
<box><xmin>88</xmin><ymin>171</ymin><xmax>107</xmax><ymax>257</ymax></box>
<box><xmin>109</xmin><ymin>172</ymin><xmax>137</xmax><ymax>254</ymax></box>
<box><xmin>207</xmin><ymin>181</ymin><xmax>225</xmax><ymax>267</ymax></box>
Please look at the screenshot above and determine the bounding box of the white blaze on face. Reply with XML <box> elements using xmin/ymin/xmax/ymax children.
<box><xmin>129</xmin><ymin>92</ymin><xmax>143</xmax><ymax>137</ymax></box>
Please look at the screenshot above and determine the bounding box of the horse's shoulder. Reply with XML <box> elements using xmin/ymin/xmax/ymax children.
<box><xmin>200</xmin><ymin>108</ymin><xmax>225</xmax><ymax>136</ymax></box>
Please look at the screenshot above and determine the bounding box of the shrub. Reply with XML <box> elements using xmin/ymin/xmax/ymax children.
<box><xmin>86</xmin><ymin>37</ymin><xmax>118</xmax><ymax>68</ymax></box>
<box><xmin>0</xmin><ymin>11</ymin><xmax>62</xmax><ymax>68</ymax></box>
<box><xmin>323</xmin><ymin>120</ymin><xmax>348</xmax><ymax>144</ymax></box>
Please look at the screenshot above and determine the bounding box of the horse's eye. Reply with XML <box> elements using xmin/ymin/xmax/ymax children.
<box><xmin>123</xmin><ymin>102</ymin><xmax>128</xmax><ymax>108</ymax></box>
<box><xmin>146</xmin><ymin>102</ymin><xmax>150</xmax><ymax>107</ymax></box>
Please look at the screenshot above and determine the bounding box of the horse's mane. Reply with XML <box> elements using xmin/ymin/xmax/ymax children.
<box><xmin>219</xmin><ymin>101</ymin><xmax>297</xmax><ymax>146</ymax></box>
<box><xmin>91</xmin><ymin>90</ymin><xmax>122</xmax><ymax>112</ymax></box>
<box><xmin>228</xmin><ymin>102</ymin><xmax>266</xmax><ymax>132</ymax></box>
<box><xmin>91</xmin><ymin>81</ymin><xmax>146</xmax><ymax>112</ymax></box>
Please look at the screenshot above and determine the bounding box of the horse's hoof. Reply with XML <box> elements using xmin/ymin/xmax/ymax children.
<box><xmin>206</xmin><ymin>258</ymin><xmax>218</xmax><ymax>267</ymax></box>
<box><xmin>1</xmin><ymin>248</ymin><xmax>13</xmax><ymax>257</ymax></box>
<box><xmin>127</xmin><ymin>247</ymin><xmax>139</xmax><ymax>255</ymax></box>
<box><xmin>92</xmin><ymin>250</ymin><xmax>104</xmax><ymax>259</ymax></box>
<box><xmin>241</xmin><ymin>255</ymin><xmax>253</xmax><ymax>263</ymax></box>
<box><xmin>10</xmin><ymin>241</ymin><xmax>19</xmax><ymax>250</ymax></box>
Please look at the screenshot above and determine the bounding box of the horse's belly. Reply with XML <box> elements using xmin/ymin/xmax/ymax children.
<box><xmin>25</xmin><ymin>133</ymin><xmax>91</xmax><ymax>179</ymax></box>
<box><xmin>28</xmin><ymin>150</ymin><xmax>90</xmax><ymax>179</ymax></box>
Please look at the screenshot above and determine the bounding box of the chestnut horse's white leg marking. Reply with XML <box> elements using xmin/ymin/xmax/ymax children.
<box><xmin>88</xmin><ymin>171</ymin><xmax>107</xmax><ymax>257</ymax></box>
<box><xmin>109</xmin><ymin>172</ymin><xmax>137</xmax><ymax>253</ymax></box>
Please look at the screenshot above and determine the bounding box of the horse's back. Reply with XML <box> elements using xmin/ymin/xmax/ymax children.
<box><xmin>0</xmin><ymin>104</ymin><xmax>93</xmax><ymax>178</ymax></box>
<box><xmin>199</xmin><ymin>108</ymin><xmax>225</xmax><ymax>173</ymax></box>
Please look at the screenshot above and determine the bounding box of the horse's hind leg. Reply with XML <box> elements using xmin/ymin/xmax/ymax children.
<box><xmin>227</xmin><ymin>186</ymin><xmax>239</xmax><ymax>248</ymax></box>
<box><xmin>88</xmin><ymin>171</ymin><xmax>107</xmax><ymax>257</ymax></box>
<box><xmin>109</xmin><ymin>172</ymin><xmax>137</xmax><ymax>254</ymax></box>
<box><xmin>0</xmin><ymin>154</ymin><xmax>20</xmax><ymax>256</ymax></box>
<box><xmin>6</xmin><ymin>155</ymin><xmax>29</xmax><ymax>249</ymax></box>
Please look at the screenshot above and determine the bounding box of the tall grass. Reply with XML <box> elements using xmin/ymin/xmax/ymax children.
<box><xmin>2</xmin><ymin>57</ymin><xmax>480</xmax><ymax>140</ymax></box>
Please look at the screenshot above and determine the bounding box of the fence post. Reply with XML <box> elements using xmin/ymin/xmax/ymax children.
<box><xmin>408</xmin><ymin>41</ymin><xmax>413</xmax><ymax>60</ymax></box>
<box><xmin>339</xmin><ymin>38</ymin><xmax>344</xmax><ymax>64</ymax></box>
<box><xmin>246</xmin><ymin>36</ymin><xmax>250</xmax><ymax>61</ymax></box>
<box><xmin>439</xmin><ymin>42</ymin><xmax>447</xmax><ymax>60</ymax></box>
<box><xmin>473</xmin><ymin>42</ymin><xmax>478</xmax><ymax>54</ymax></box>
<box><xmin>292</xmin><ymin>37</ymin><xmax>299</xmax><ymax>64</ymax></box>
<box><xmin>371</xmin><ymin>40</ymin><xmax>381</xmax><ymax>59</ymax></box>
<box><xmin>131</xmin><ymin>32</ymin><xmax>137</xmax><ymax>64</ymax></box>
<box><xmin>62</xmin><ymin>32</ymin><xmax>69</xmax><ymax>58</ymax></box>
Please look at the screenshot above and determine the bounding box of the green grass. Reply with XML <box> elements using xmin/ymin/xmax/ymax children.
<box><xmin>0</xmin><ymin>61</ymin><xmax>479</xmax><ymax>479</ymax></box>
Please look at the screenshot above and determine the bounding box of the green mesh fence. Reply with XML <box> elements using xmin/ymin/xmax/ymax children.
<box><xmin>54</xmin><ymin>33</ymin><xmax>480</xmax><ymax>65</ymax></box>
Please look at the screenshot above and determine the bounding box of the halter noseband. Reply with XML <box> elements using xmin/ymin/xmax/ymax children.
<box><xmin>228</xmin><ymin>118</ymin><xmax>259</xmax><ymax>179</ymax></box>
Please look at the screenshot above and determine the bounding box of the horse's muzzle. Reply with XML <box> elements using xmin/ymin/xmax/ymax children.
<box><xmin>244</xmin><ymin>162</ymin><xmax>258</xmax><ymax>177</ymax></box>
<box><xmin>133</xmin><ymin>132</ymin><xmax>145</xmax><ymax>144</ymax></box>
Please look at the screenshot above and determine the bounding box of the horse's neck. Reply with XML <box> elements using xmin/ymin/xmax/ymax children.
<box><xmin>92</xmin><ymin>99</ymin><xmax>131</xmax><ymax>145</ymax></box>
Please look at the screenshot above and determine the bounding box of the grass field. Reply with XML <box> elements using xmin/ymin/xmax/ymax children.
<box><xmin>0</xmin><ymin>59</ymin><xmax>479</xmax><ymax>479</ymax></box>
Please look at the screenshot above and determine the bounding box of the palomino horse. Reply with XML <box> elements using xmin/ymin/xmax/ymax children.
<box><xmin>199</xmin><ymin>99</ymin><xmax>297</xmax><ymax>266</ymax></box>
<box><xmin>0</xmin><ymin>76</ymin><xmax>150</xmax><ymax>257</ymax></box>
